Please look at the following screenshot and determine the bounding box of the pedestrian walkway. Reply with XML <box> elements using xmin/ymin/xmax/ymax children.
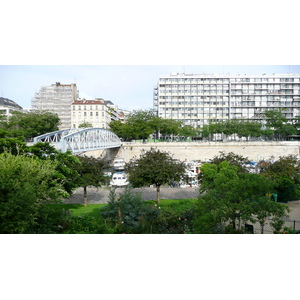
<box><xmin>63</xmin><ymin>186</ymin><xmax>199</xmax><ymax>204</ymax></box>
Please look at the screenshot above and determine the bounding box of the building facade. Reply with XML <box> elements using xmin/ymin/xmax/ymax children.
<box><xmin>154</xmin><ymin>73</ymin><xmax>300</xmax><ymax>127</ymax></box>
<box><xmin>71</xmin><ymin>98</ymin><xmax>111</xmax><ymax>129</ymax></box>
<box><xmin>32</xmin><ymin>82</ymin><xmax>78</xmax><ymax>130</ymax></box>
<box><xmin>0</xmin><ymin>97</ymin><xmax>23</xmax><ymax>118</ymax></box>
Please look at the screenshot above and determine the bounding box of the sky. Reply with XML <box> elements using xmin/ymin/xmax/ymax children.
<box><xmin>1</xmin><ymin>65</ymin><xmax>300</xmax><ymax>111</ymax></box>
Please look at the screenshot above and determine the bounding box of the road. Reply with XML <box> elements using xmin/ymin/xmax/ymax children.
<box><xmin>63</xmin><ymin>186</ymin><xmax>199</xmax><ymax>204</ymax></box>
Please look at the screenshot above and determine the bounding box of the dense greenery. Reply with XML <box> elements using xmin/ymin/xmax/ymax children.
<box><xmin>100</xmin><ymin>188</ymin><xmax>197</xmax><ymax>234</ymax></box>
<box><xmin>109</xmin><ymin>109</ymin><xmax>200</xmax><ymax>141</ymax></box>
<box><xmin>73</xmin><ymin>155</ymin><xmax>107</xmax><ymax>206</ymax></box>
<box><xmin>1</xmin><ymin>105</ymin><xmax>299</xmax><ymax>233</ymax></box>
<box><xmin>200</xmin><ymin>109</ymin><xmax>300</xmax><ymax>141</ymax></box>
<box><xmin>259</xmin><ymin>155</ymin><xmax>300</xmax><ymax>202</ymax></box>
<box><xmin>0</xmin><ymin>110</ymin><xmax>60</xmax><ymax>140</ymax></box>
<box><xmin>125</xmin><ymin>148</ymin><xmax>187</xmax><ymax>203</ymax></box>
<box><xmin>109</xmin><ymin>109</ymin><xmax>300</xmax><ymax>142</ymax></box>
<box><xmin>194</xmin><ymin>153</ymin><xmax>290</xmax><ymax>233</ymax></box>
<box><xmin>0</xmin><ymin>153</ymin><xmax>66</xmax><ymax>233</ymax></box>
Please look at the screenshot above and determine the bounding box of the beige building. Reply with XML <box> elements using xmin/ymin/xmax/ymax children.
<box><xmin>32</xmin><ymin>82</ymin><xmax>78</xmax><ymax>130</ymax></box>
<box><xmin>71</xmin><ymin>98</ymin><xmax>111</xmax><ymax>129</ymax></box>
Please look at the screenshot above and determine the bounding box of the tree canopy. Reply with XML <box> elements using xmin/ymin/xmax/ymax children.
<box><xmin>0</xmin><ymin>152</ymin><xmax>66</xmax><ymax>233</ymax></box>
<box><xmin>125</xmin><ymin>148</ymin><xmax>187</xmax><ymax>203</ymax></box>
<box><xmin>194</xmin><ymin>157</ymin><xmax>289</xmax><ymax>233</ymax></box>
<box><xmin>0</xmin><ymin>110</ymin><xmax>60</xmax><ymax>140</ymax></box>
<box><xmin>73</xmin><ymin>155</ymin><xmax>107</xmax><ymax>206</ymax></box>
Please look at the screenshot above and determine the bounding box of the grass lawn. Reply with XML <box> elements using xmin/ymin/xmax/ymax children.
<box><xmin>48</xmin><ymin>203</ymin><xmax>107</xmax><ymax>217</ymax></box>
<box><xmin>48</xmin><ymin>198</ymin><xmax>198</xmax><ymax>218</ymax></box>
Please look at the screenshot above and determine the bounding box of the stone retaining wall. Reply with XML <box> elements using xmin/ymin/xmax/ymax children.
<box><xmin>86</xmin><ymin>141</ymin><xmax>300</xmax><ymax>163</ymax></box>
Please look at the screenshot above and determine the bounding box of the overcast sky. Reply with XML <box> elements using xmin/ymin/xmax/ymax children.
<box><xmin>1</xmin><ymin>65</ymin><xmax>300</xmax><ymax>111</ymax></box>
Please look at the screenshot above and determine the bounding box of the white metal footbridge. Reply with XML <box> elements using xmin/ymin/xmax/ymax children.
<box><xmin>33</xmin><ymin>128</ymin><xmax>122</xmax><ymax>153</ymax></box>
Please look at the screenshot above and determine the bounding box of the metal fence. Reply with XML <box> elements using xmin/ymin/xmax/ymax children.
<box><xmin>247</xmin><ymin>217</ymin><xmax>300</xmax><ymax>234</ymax></box>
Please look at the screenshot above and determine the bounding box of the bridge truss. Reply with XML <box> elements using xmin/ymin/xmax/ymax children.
<box><xmin>33</xmin><ymin>128</ymin><xmax>122</xmax><ymax>153</ymax></box>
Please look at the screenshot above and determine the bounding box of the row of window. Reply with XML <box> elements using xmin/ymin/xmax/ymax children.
<box><xmin>159</xmin><ymin>77</ymin><xmax>300</xmax><ymax>84</ymax></box>
<box><xmin>72</xmin><ymin>105</ymin><xmax>105</xmax><ymax>111</ymax></box>
<box><xmin>72</xmin><ymin>112</ymin><xmax>105</xmax><ymax>117</ymax></box>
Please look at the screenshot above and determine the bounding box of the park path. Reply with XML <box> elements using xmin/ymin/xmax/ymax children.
<box><xmin>63</xmin><ymin>186</ymin><xmax>199</xmax><ymax>204</ymax></box>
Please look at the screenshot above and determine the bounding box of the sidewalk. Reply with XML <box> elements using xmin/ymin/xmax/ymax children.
<box><xmin>63</xmin><ymin>186</ymin><xmax>199</xmax><ymax>204</ymax></box>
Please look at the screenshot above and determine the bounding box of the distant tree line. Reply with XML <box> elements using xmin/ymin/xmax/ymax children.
<box><xmin>202</xmin><ymin>110</ymin><xmax>300</xmax><ymax>141</ymax></box>
<box><xmin>109</xmin><ymin>109</ymin><xmax>200</xmax><ymax>141</ymax></box>
<box><xmin>109</xmin><ymin>109</ymin><xmax>300</xmax><ymax>142</ymax></box>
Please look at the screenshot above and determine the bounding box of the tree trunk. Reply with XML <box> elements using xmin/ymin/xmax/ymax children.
<box><xmin>156</xmin><ymin>185</ymin><xmax>161</xmax><ymax>204</ymax></box>
<box><xmin>117</xmin><ymin>205</ymin><xmax>121</xmax><ymax>225</ymax></box>
<box><xmin>83</xmin><ymin>186</ymin><xmax>88</xmax><ymax>207</ymax></box>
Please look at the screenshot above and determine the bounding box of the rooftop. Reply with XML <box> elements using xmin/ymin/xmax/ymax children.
<box><xmin>0</xmin><ymin>97</ymin><xmax>23</xmax><ymax>109</ymax></box>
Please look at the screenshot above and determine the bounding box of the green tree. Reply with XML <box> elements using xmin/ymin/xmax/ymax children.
<box><xmin>109</xmin><ymin>120</ymin><xmax>135</xmax><ymax>141</ymax></box>
<box><xmin>78</xmin><ymin>122</ymin><xmax>93</xmax><ymax>128</ymax></box>
<box><xmin>263</xmin><ymin>109</ymin><xmax>295</xmax><ymax>140</ymax></box>
<box><xmin>206</xmin><ymin>151</ymin><xmax>251</xmax><ymax>176</ymax></box>
<box><xmin>252</xmin><ymin>196</ymin><xmax>289</xmax><ymax>234</ymax></box>
<box><xmin>125</xmin><ymin>148</ymin><xmax>187</xmax><ymax>203</ymax></box>
<box><xmin>101</xmin><ymin>187</ymin><xmax>152</xmax><ymax>233</ymax></box>
<box><xmin>158</xmin><ymin>119</ymin><xmax>182</xmax><ymax>140</ymax></box>
<box><xmin>195</xmin><ymin>160</ymin><xmax>287</xmax><ymax>233</ymax></box>
<box><xmin>0</xmin><ymin>152</ymin><xmax>66</xmax><ymax>233</ymax></box>
<box><xmin>2</xmin><ymin>110</ymin><xmax>60</xmax><ymax>140</ymax></box>
<box><xmin>260</xmin><ymin>155</ymin><xmax>300</xmax><ymax>202</ymax></box>
<box><xmin>178</xmin><ymin>125</ymin><xmax>200</xmax><ymax>140</ymax></box>
<box><xmin>126</xmin><ymin>109</ymin><xmax>159</xmax><ymax>141</ymax></box>
<box><xmin>74</xmin><ymin>155</ymin><xmax>106</xmax><ymax>206</ymax></box>
<box><xmin>0</xmin><ymin>136</ymin><xmax>28</xmax><ymax>155</ymax></box>
<box><xmin>27</xmin><ymin>142</ymin><xmax>81</xmax><ymax>195</ymax></box>
<box><xmin>201</xmin><ymin>124</ymin><xmax>211</xmax><ymax>139</ymax></box>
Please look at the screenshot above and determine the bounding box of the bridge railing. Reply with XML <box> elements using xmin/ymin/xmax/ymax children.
<box><xmin>33</xmin><ymin>128</ymin><xmax>121</xmax><ymax>153</ymax></box>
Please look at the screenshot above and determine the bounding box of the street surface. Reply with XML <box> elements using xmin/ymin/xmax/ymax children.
<box><xmin>64</xmin><ymin>186</ymin><xmax>199</xmax><ymax>204</ymax></box>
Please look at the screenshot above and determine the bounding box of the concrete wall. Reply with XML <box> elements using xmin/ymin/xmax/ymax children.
<box><xmin>84</xmin><ymin>141</ymin><xmax>300</xmax><ymax>163</ymax></box>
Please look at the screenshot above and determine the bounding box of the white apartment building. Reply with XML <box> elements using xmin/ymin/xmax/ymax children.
<box><xmin>71</xmin><ymin>98</ymin><xmax>111</xmax><ymax>129</ymax></box>
<box><xmin>0</xmin><ymin>97</ymin><xmax>23</xmax><ymax>118</ymax></box>
<box><xmin>154</xmin><ymin>73</ymin><xmax>300</xmax><ymax>127</ymax></box>
<box><xmin>32</xmin><ymin>82</ymin><xmax>78</xmax><ymax>130</ymax></box>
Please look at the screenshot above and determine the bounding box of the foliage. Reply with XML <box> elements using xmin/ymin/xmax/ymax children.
<box><xmin>109</xmin><ymin>109</ymin><xmax>200</xmax><ymax>141</ymax></box>
<box><xmin>198</xmin><ymin>152</ymin><xmax>251</xmax><ymax>185</ymax></box>
<box><xmin>0</xmin><ymin>136</ymin><xmax>28</xmax><ymax>155</ymax></box>
<box><xmin>198</xmin><ymin>111</ymin><xmax>300</xmax><ymax>141</ymax></box>
<box><xmin>109</xmin><ymin>120</ymin><xmax>135</xmax><ymax>141</ymax></box>
<box><xmin>251</xmin><ymin>196</ymin><xmax>289</xmax><ymax>234</ymax></box>
<box><xmin>73</xmin><ymin>155</ymin><xmax>107</xmax><ymax>206</ymax></box>
<box><xmin>1</xmin><ymin>110</ymin><xmax>60</xmax><ymax>140</ymax></box>
<box><xmin>0</xmin><ymin>152</ymin><xmax>66</xmax><ymax>233</ymax></box>
<box><xmin>125</xmin><ymin>148</ymin><xmax>187</xmax><ymax>203</ymax></box>
<box><xmin>125</xmin><ymin>109</ymin><xmax>159</xmax><ymax>141</ymax></box>
<box><xmin>178</xmin><ymin>125</ymin><xmax>200</xmax><ymax>140</ymax></box>
<box><xmin>194</xmin><ymin>159</ymin><xmax>288</xmax><ymax>233</ymax></box>
<box><xmin>151</xmin><ymin>200</ymin><xmax>196</xmax><ymax>234</ymax></box>
<box><xmin>27</xmin><ymin>142</ymin><xmax>81</xmax><ymax>195</ymax></box>
<box><xmin>56</xmin><ymin>211</ymin><xmax>113</xmax><ymax>234</ymax></box>
<box><xmin>101</xmin><ymin>187</ymin><xmax>153</xmax><ymax>233</ymax></box>
<box><xmin>158</xmin><ymin>119</ymin><xmax>181</xmax><ymax>139</ymax></box>
<box><xmin>78</xmin><ymin>122</ymin><xmax>93</xmax><ymax>128</ymax></box>
<box><xmin>260</xmin><ymin>155</ymin><xmax>300</xmax><ymax>202</ymax></box>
